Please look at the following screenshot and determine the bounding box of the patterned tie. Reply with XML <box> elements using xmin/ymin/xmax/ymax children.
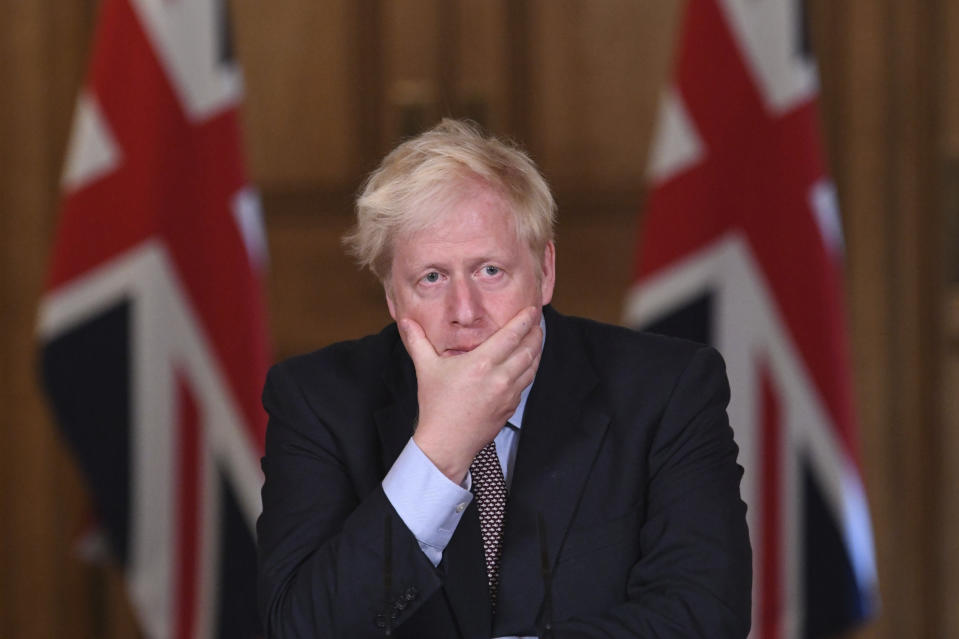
<box><xmin>470</xmin><ymin>439</ymin><xmax>507</xmax><ymax>609</ymax></box>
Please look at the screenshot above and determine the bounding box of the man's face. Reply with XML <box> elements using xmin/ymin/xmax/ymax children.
<box><xmin>385</xmin><ymin>185</ymin><xmax>555</xmax><ymax>357</ymax></box>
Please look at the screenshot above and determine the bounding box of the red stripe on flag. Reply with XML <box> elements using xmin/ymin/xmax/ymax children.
<box><xmin>760</xmin><ymin>364</ymin><xmax>782</xmax><ymax>639</ymax></box>
<box><xmin>175</xmin><ymin>374</ymin><xmax>201</xmax><ymax>639</ymax></box>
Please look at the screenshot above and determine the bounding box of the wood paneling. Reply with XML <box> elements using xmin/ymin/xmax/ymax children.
<box><xmin>233</xmin><ymin>0</ymin><xmax>359</xmax><ymax>185</ymax></box>
<box><xmin>941</xmin><ymin>345</ymin><xmax>959</xmax><ymax>638</ymax></box>
<box><xmin>942</xmin><ymin>0</ymin><xmax>959</xmax><ymax>156</ymax></box>
<box><xmin>936</xmin><ymin>2</ymin><xmax>959</xmax><ymax>637</ymax></box>
<box><xmin>382</xmin><ymin>0</ymin><xmax>442</xmax><ymax>140</ymax></box>
<box><xmin>454</xmin><ymin>1</ymin><xmax>510</xmax><ymax>132</ymax></box>
<box><xmin>527</xmin><ymin>0</ymin><xmax>681</xmax><ymax>188</ymax></box>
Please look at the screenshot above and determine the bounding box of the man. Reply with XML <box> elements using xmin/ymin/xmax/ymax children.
<box><xmin>257</xmin><ymin>120</ymin><xmax>751</xmax><ymax>638</ymax></box>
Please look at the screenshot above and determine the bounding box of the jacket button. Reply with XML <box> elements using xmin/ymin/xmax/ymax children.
<box><xmin>404</xmin><ymin>586</ymin><xmax>418</xmax><ymax>601</ymax></box>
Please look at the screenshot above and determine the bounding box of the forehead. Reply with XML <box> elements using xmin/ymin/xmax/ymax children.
<box><xmin>394</xmin><ymin>187</ymin><xmax>521</xmax><ymax>259</ymax></box>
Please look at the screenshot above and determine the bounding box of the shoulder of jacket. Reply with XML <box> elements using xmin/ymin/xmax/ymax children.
<box><xmin>269</xmin><ymin>322</ymin><xmax>401</xmax><ymax>384</ymax></box>
<box><xmin>552</xmin><ymin>308</ymin><xmax>708</xmax><ymax>360</ymax></box>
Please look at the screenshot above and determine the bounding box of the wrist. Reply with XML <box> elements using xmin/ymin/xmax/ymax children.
<box><xmin>412</xmin><ymin>431</ymin><xmax>472</xmax><ymax>484</ymax></box>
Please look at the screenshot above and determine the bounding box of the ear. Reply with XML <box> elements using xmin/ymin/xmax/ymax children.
<box><xmin>385</xmin><ymin>284</ymin><xmax>398</xmax><ymax>321</ymax></box>
<box><xmin>539</xmin><ymin>241</ymin><xmax>556</xmax><ymax>305</ymax></box>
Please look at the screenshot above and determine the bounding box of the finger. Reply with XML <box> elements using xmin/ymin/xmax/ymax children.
<box><xmin>499</xmin><ymin>346</ymin><xmax>541</xmax><ymax>417</ymax></box>
<box><xmin>478</xmin><ymin>306</ymin><xmax>540</xmax><ymax>363</ymax></box>
<box><xmin>398</xmin><ymin>318</ymin><xmax>437</xmax><ymax>366</ymax></box>
<box><xmin>513</xmin><ymin>349</ymin><xmax>541</xmax><ymax>392</ymax></box>
<box><xmin>497</xmin><ymin>316</ymin><xmax>542</xmax><ymax>369</ymax></box>
<box><xmin>500</xmin><ymin>326</ymin><xmax>543</xmax><ymax>384</ymax></box>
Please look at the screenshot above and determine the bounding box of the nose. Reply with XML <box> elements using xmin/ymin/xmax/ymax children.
<box><xmin>446</xmin><ymin>276</ymin><xmax>483</xmax><ymax>326</ymax></box>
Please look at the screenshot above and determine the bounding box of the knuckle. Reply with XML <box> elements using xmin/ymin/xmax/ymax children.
<box><xmin>475</xmin><ymin>357</ymin><xmax>492</xmax><ymax>376</ymax></box>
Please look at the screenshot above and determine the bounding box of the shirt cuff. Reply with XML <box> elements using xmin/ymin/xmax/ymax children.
<box><xmin>382</xmin><ymin>438</ymin><xmax>474</xmax><ymax>564</ymax></box>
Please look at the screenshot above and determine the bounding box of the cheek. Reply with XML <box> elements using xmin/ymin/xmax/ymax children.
<box><xmin>483</xmin><ymin>291</ymin><xmax>527</xmax><ymax>324</ymax></box>
<box><xmin>397</xmin><ymin>294</ymin><xmax>443</xmax><ymax>326</ymax></box>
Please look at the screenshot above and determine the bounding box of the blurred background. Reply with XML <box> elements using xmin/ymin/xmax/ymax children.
<box><xmin>1</xmin><ymin>0</ymin><xmax>957</xmax><ymax>637</ymax></box>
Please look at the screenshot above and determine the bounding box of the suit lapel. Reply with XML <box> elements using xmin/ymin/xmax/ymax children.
<box><xmin>374</xmin><ymin>336</ymin><xmax>418</xmax><ymax>471</ymax></box>
<box><xmin>493</xmin><ymin>307</ymin><xmax>611</xmax><ymax>635</ymax></box>
<box><xmin>373</xmin><ymin>331</ymin><xmax>493</xmax><ymax>637</ymax></box>
<box><xmin>441</xmin><ymin>503</ymin><xmax>493</xmax><ymax>638</ymax></box>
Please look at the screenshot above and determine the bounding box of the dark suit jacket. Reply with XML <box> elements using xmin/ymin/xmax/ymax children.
<box><xmin>257</xmin><ymin>306</ymin><xmax>751</xmax><ymax>638</ymax></box>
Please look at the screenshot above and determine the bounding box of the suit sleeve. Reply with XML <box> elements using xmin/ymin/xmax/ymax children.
<box><xmin>551</xmin><ymin>346</ymin><xmax>752</xmax><ymax>638</ymax></box>
<box><xmin>256</xmin><ymin>363</ymin><xmax>443</xmax><ymax>638</ymax></box>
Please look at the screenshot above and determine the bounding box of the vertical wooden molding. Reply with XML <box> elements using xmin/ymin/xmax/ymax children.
<box><xmin>880</xmin><ymin>0</ymin><xmax>921</xmax><ymax>634</ymax></box>
<box><xmin>505</xmin><ymin>1</ymin><xmax>531</xmax><ymax>144</ymax></box>
<box><xmin>923</xmin><ymin>1</ymin><xmax>953</xmax><ymax>638</ymax></box>
<box><xmin>881</xmin><ymin>0</ymin><xmax>944</xmax><ymax>636</ymax></box>
<box><xmin>832</xmin><ymin>1</ymin><xmax>890</xmax><ymax>637</ymax></box>
<box><xmin>1</xmin><ymin>1</ymin><xmax>68</xmax><ymax>635</ymax></box>
<box><xmin>353</xmin><ymin>0</ymin><xmax>385</xmax><ymax>172</ymax></box>
<box><xmin>937</xmin><ymin>3</ymin><xmax>959</xmax><ymax>636</ymax></box>
<box><xmin>435</xmin><ymin>0</ymin><xmax>459</xmax><ymax>118</ymax></box>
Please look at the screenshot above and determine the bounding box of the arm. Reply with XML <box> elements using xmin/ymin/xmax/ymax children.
<box><xmin>256</xmin><ymin>364</ymin><xmax>443</xmax><ymax>639</ymax></box>
<box><xmin>551</xmin><ymin>347</ymin><xmax>751</xmax><ymax>638</ymax></box>
<box><xmin>382</xmin><ymin>437</ymin><xmax>474</xmax><ymax>566</ymax></box>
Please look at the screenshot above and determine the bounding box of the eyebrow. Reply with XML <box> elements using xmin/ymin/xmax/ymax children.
<box><xmin>411</xmin><ymin>253</ymin><xmax>509</xmax><ymax>272</ymax></box>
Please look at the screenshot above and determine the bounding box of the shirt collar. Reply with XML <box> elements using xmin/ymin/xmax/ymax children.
<box><xmin>506</xmin><ymin>313</ymin><xmax>546</xmax><ymax>430</ymax></box>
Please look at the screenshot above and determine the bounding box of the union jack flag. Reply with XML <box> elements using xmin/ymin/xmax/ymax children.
<box><xmin>38</xmin><ymin>1</ymin><xmax>269</xmax><ymax>637</ymax></box>
<box><xmin>625</xmin><ymin>1</ymin><xmax>879</xmax><ymax>637</ymax></box>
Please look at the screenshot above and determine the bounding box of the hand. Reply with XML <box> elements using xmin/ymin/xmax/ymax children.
<box><xmin>399</xmin><ymin>306</ymin><xmax>543</xmax><ymax>483</ymax></box>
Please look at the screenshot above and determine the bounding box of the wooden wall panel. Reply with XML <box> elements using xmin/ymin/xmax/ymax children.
<box><xmin>941</xmin><ymin>343</ymin><xmax>959</xmax><ymax>639</ymax></box>
<box><xmin>454</xmin><ymin>0</ymin><xmax>510</xmax><ymax>132</ymax></box>
<box><xmin>527</xmin><ymin>0</ymin><xmax>681</xmax><ymax>188</ymax></box>
<box><xmin>2</xmin><ymin>2</ymin><xmax>67</xmax><ymax>636</ymax></box>
<box><xmin>941</xmin><ymin>0</ymin><xmax>959</xmax><ymax>155</ymax></box>
<box><xmin>885</xmin><ymin>1</ymin><xmax>943</xmax><ymax>636</ymax></box>
<box><xmin>382</xmin><ymin>0</ymin><xmax>442</xmax><ymax>141</ymax></box>
<box><xmin>233</xmin><ymin>0</ymin><xmax>359</xmax><ymax>185</ymax></box>
<box><xmin>262</xmin><ymin>191</ymin><xmax>390</xmax><ymax>360</ymax></box>
<box><xmin>936</xmin><ymin>2</ymin><xmax>959</xmax><ymax>637</ymax></box>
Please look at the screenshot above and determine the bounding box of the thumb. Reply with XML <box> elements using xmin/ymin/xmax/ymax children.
<box><xmin>398</xmin><ymin>318</ymin><xmax>436</xmax><ymax>365</ymax></box>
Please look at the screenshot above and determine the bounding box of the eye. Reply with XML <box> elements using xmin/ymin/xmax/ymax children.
<box><xmin>423</xmin><ymin>271</ymin><xmax>440</xmax><ymax>283</ymax></box>
<box><xmin>482</xmin><ymin>265</ymin><xmax>500</xmax><ymax>276</ymax></box>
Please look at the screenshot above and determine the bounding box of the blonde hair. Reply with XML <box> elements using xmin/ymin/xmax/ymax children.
<box><xmin>344</xmin><ymin>119</ymin><xmax>556</xmax><ymax>280</ymax></box>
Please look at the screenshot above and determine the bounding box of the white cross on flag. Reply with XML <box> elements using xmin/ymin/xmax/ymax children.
<box><xmin>625</xmin><ymin>0</ymin><xmax>879</xmax><ymax>637</ymax></box>
<box><xmin>37</xmin><ymin>1</ymin><xmax>269</xmax><ymax>637</ymax></box>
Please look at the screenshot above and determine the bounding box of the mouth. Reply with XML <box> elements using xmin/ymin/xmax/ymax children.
<box><xmin>443</xmin><ymin>345</ymin><xmax>479</xmax><ymax>356</ymax></box>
